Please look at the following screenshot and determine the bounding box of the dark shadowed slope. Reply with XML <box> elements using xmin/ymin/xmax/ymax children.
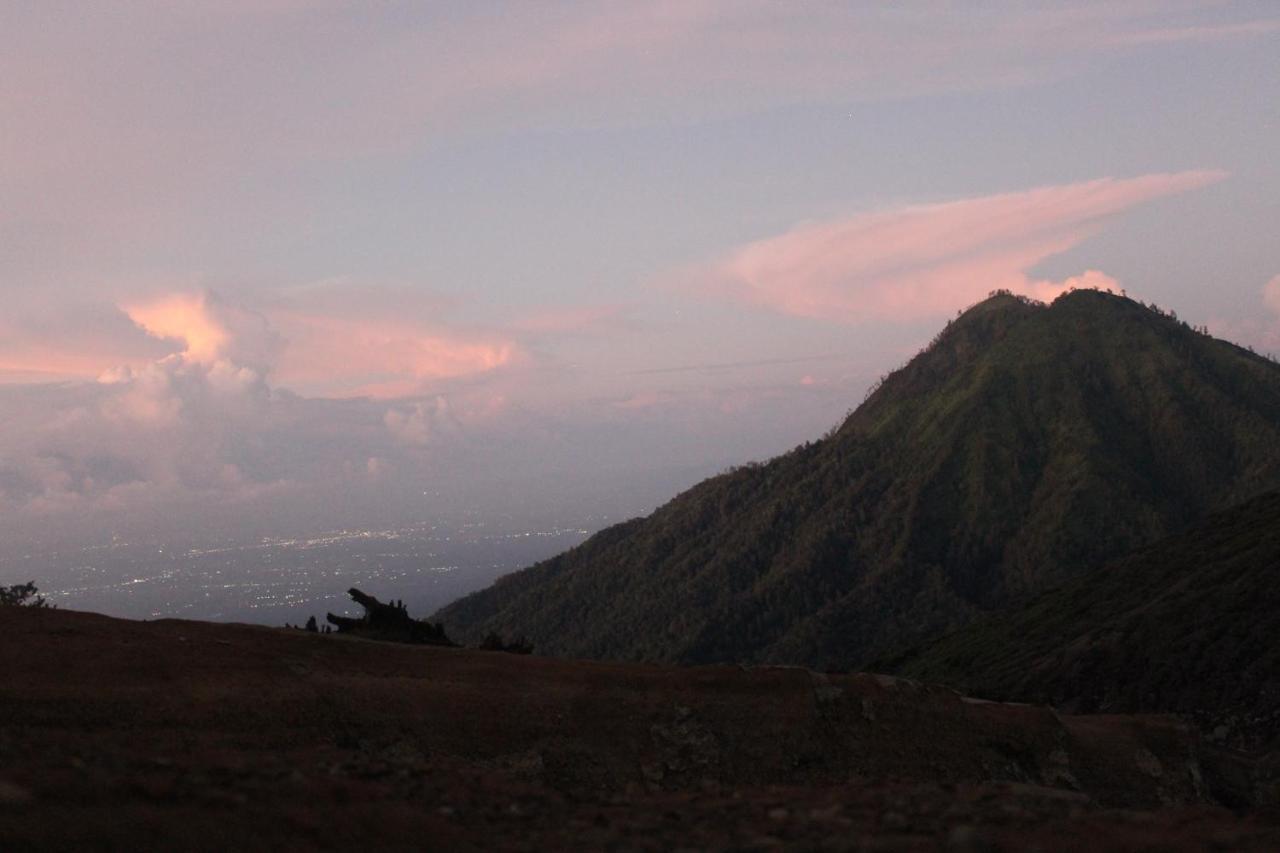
<box><xmin>3</xmin><ymin>606</ymin><xmax>1280</xmax><ymax>850</ymax></box>
<box><xmin>437</xmin><ymin>290</ymin><xmax>1280</xmax><ymax>670</ymax></box>
<box><xmin>886</xmin><ymin>489</ymin><xmax>1280</xmax><ymax>753</ymax></box>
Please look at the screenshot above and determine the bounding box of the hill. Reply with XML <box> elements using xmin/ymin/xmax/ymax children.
<box><xmin>436</xmin><ymin>290</ymin><xmax>1280</xmax><ymax>669</ymax></box>
<box><xmin>3</xmin><ymin>605</ymin><xmax>1280</xmax><ymax>850</ymax></box>
<box><xmin>884</xmin><ymin>489</ymin><xmax>1280</xmax><ymax>753</ymax></box>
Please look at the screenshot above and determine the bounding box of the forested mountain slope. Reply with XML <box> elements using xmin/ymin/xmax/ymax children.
<box><xmin>438</xmin><ymin>290</ymin><xmax>1280</xmax><ymax>670</ymax></box>
<box><xmin>886</xmin><ymin>489</ymin><xmax>1280</xmax><ymax>752</ymax></box>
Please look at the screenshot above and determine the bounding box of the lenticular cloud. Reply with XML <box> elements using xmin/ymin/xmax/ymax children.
<box><xmin>685</xmin><ymin>170</ymin><xmax>1226</xmax><ymax>323</ymax></box>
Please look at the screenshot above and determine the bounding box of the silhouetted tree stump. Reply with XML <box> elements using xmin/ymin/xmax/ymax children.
<box><xmin>325</xmin><ymin>588</ymin><xmax>457</xmax><ymax>646</ymax></box>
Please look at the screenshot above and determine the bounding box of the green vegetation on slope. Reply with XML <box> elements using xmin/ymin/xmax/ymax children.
<box><xmin>886</xmin><ymin>490</ymin><xmax>1280</xmax><ymax>752</ymax></box>
<box><xmin>437</xmin><ymin>290</ymin><xmax>1280</xmax><ymax>670</ymax></box>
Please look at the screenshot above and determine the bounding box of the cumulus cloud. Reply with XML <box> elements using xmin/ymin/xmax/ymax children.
<box><xmin>0</xmin><ymin>361</ymin><xmax>271</xmax><ymax>517</ymax></box>
<box><xmin>0</xmin><ymin>282</ymin><xmax>509</xmax><ymax>526</ymax></box>
<box><xmin>123</xmin><ymin>291</ymin><xmax>280</xmax><ymax>372</ymax></box>
<box><xmin>0</xmin><ymin>281</ymin><xmax>543</xmax><ymax>531</ymax></box>
<box><xmin>0</xmin><ymin>351</ymin><xmax>442</xmax><ymax>537</ymax></box>
<box><xmin>678</xmin><ymin>171</ymin><xmax>1225</xmax><ymax>324</ymax></box>
<box><xmin>124</xmin><ymin>293</ymin><xmax>235</xmax><ymax>364</ymax></box>
<box><xmin>384</xmin><ymin>397</ymin><xmax>458</xmax><ymax>447</ymax></box>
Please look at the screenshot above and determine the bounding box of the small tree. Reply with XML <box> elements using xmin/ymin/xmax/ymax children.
<box><xmin>0</xmin><ymin>582</ymin><xmax>48</xmax><ymax>608</ymax></box>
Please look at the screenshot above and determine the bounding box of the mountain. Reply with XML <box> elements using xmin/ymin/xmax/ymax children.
<box><xmin>883</xmin><ymin>489</ymin><xmax>1280</xmax><ymax>753</ymax></box>
<box><xmin>436</xmin><ymin>289</ymin><xmax>1280</xmax><ymax>670</ymax></box>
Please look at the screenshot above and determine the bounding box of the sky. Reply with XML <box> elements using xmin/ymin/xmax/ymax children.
<box><xmin>2</xmin><ymin>1</ymin><xmax>1279</xmax><ymax>552</ymax></box>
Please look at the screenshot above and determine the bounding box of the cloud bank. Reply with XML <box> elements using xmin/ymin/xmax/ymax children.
<box><xmin>0</xmin><ymin>283</ymin><xmax>533</xmax><ymax>532</ymax></box>
<box><xmin>0</xmin><ymin>344</ymin><xmax>521</xmax><ymax>537</ymax></box>
<box><xmin>1</xmin><ymin>284</ymin><xmax>521</xmax><ymax>401</ymax></box>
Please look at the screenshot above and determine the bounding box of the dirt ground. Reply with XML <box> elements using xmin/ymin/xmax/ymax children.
<box><xmin>1</xmin><ymin>606</ymin><xmax>1276</xmax><ymax>851</ymax></box>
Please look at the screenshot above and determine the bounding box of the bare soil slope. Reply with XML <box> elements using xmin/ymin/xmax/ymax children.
<box><xmin>1</xmin><ymin>606</ymin><xmax>1278</xmax><ymax>851</ymax></box>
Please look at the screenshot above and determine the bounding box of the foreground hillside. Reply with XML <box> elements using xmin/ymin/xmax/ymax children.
<box><xmin>887</xmin><ymin>490</ymin><xmax>1280</xmax><ymax>753</ymax></box>
<box><xmin>438</xmin><ymin>290</ymin><xmax>1280</xmax><ymax>670</ymax></box>
<box><xmin>2</xmin><ymin>607</ymin><xmax>1280</xmax><ymax>851</ymax></box>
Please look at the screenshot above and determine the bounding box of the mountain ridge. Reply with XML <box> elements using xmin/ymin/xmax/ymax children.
<box><xmin>437</xmin><ymin>289</ymin><xmax>1280</xmax><ymax>669</ymax></box>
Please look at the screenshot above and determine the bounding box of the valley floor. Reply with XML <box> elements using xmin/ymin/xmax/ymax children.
<box><xmin>1</xmin><ymin>607</ymin><xmax>1277</xmax><ymax>851</ymax></box>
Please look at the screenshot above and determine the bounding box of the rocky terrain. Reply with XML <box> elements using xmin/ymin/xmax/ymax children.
<box><xmin>2</xmin><ymin>605</ymin><xmax>1278</xmax><ymax>851</ymax></box>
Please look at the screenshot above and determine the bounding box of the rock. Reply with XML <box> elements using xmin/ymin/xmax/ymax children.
<box><xmin>946</xmin><ymin>824</ymin><xmax>994</xmax><ymax>852</ymax></box>
<box><xmin>1135</xmin><ymin>748</ymin><xmax>1164</xmax><ymax>779</ymax></box>
<box><xmin>812</xmin><ymin>672</ymin><xmax>844</xmax><ymax>705</ymax></box>
<box><xmin>0</xmin><ymin>780</ymin><xmax>31</xmax><ymax>806</ymax></box>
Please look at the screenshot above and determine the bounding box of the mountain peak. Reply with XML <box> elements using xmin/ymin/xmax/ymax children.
<box><xmin>438</xmin><ymin>289</ymin><xmax>1280</xmax><ymax>671</ymax></box>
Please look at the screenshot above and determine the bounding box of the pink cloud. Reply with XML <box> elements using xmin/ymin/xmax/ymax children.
<box><xmin>123</xmin><ymin>291</ymin><xmax>282</xmax><ymax>376</ymax></box>
<box><xmin>124</xmin><ymin>293</ymin><xmax>235</xmax><ymax>365</ymax></box>
<box><xmin>677</xmin><ymin>171</ymin><xmax>1226</xmax><ymax>324</ymax></box>
<box><xmin>121</xmin><ymin>286</ymin><xmax>519</xmax><ymax>399</ymax></box>
<box><xmin>1</xmin><ymin>285</ymin><xmax>518</xmax><ymax>400</ymax></box>
<box><xmin>0</xmin><ymin>349</ymin><xmax>145</xmax><ymax>385</ymax></box>
<box><xmin>1265</xmin><ymin>275</ymin><xmax>1280</xmax><ymax>316</ymax></box>
<box><xmin>0</xmin><ymin>302</ymin><xmax>174</xmax><ymax>384</ymax></box>
<box><xmin>273</xmin><ymin>311</ymin><xmax>518</xmax><ymax>399</ymax></box>
<box><xmin>250</xmin><ymin>281</ymin><xmax>520</xmax><ymax>398</ymax></box>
